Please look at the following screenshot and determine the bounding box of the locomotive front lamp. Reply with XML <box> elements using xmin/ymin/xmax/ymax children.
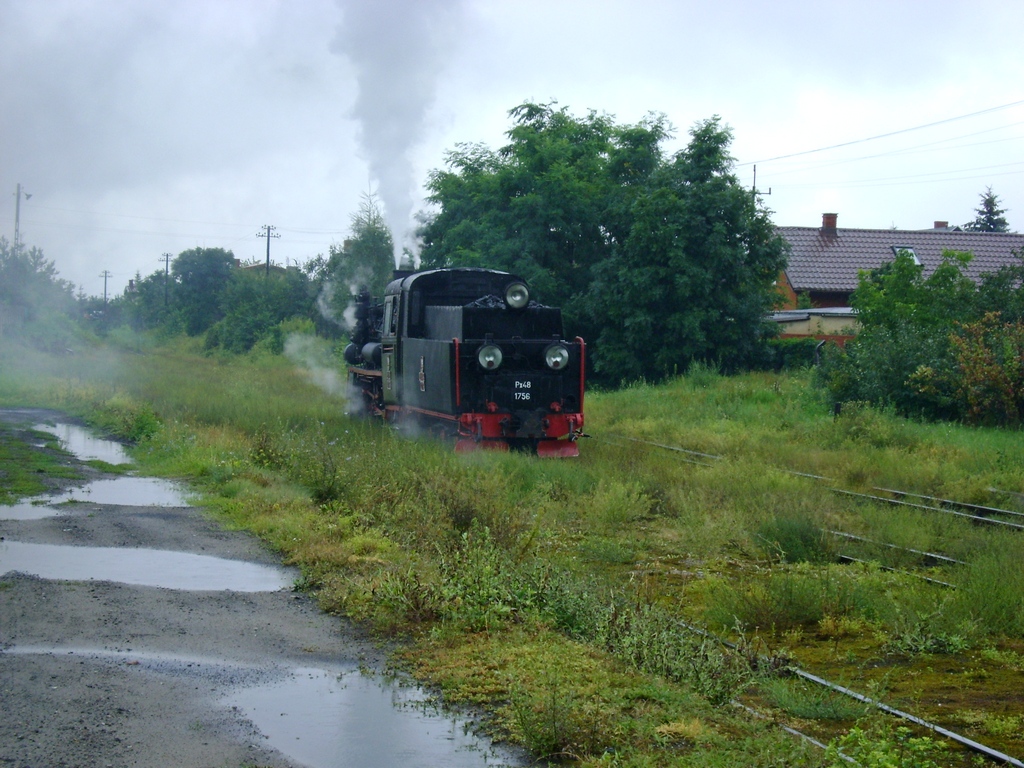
<box><xmin>477</xmin><ymin>344</ymin><xmax>504</xmax><ymax>370</ymax></box>
<box><xmin>504</xmin><ymin>282</ymin><xmax>530</xmax><ymax>309</ymax></box>
<box><xmin>544</xmin><ymin>343</ymin><xmax>570</xmax><ymax>370</ymax></box>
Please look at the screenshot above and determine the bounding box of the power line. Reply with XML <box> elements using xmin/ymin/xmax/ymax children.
<box><xmin>738</xmin><ymin>98</ymin><xmax>1024</xmax><ymax>167</ymax></box>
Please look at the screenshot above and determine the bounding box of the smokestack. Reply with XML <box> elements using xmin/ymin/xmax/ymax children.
<box><xmin>934</xmin><ymin>221</ymin><xmax>948</xmax><ymax>229</ymax></box>
<box><xmin>821</xmin><ymin>212</ymin><xmax>838</xmax><ymax>231</ymax></box>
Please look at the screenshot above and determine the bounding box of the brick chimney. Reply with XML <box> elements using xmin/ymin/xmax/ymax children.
<box><xmin>821</xmin><ymin>212</ymin><xmax>838</xmax><ymax>235</ymax></box>
<box><xmin>934</xmin><ymin>221</ymin><xmax>948</xmax><ymax>229</ymax></box>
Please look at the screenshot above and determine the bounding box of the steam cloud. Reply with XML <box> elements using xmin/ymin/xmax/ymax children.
<box><xmin>284</xmin><ymin>334</ymin><xmax>347</xmax><ymax>400</ymax></box>
<box><xmin>332</xmin><ymin>0</ymin><xmax>464</xmax><ymax>266</ymax></box>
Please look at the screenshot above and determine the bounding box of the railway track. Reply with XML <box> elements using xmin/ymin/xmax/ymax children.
<box><xmin>598</xmin><ymin>431</ymin><xmax>1024</xmax><ymax>764</ymax></box>
<box><xmin>677</xmin><ymin>618</ymin><xmax>1024</xmax><ymax>767</ymax></box>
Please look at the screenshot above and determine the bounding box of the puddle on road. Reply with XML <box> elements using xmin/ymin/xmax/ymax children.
<box><xmin>225</xmin><ymin>667</ymin><xmax>519</xmax><ymax>768</ymax></box>
<box><xmin>0</xmin><ymin>477</ymin><xmax>190</xmax><ymax>519</ymax></box>
<box><xmin>50</xmin><ymin>476</ymin><xmax>192</xmax><ymax>507</ymax></box>
<box><xmin>3</xmin><ymin>647</ymin><xmax>524</xmax><ymax>768</ymax></box>
<box><xmin>34</xmin><ymin>422</ymin><xmax>131</xmax><ymax>465</ymax></box>
<box><xmin>0</xmin><ymin>500</ymin><xmax>66</xmax><ymax>521</ymax></box>
<box><xmin>0</xmin><ymin>541</ymin><xmax>293</xmax><ymax>591</ymax></box>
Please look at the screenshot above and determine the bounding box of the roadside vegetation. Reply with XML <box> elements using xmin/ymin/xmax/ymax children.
<box><xmin>2</xmin><ymin>336</ymin><xmax>1022</xmax><ymax>766</ymax></box>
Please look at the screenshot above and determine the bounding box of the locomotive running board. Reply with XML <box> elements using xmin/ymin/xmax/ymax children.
<box><xmin>536</xmin><ymin>440</ymin><xmax>579</xmax><ymax>458</ymax></box>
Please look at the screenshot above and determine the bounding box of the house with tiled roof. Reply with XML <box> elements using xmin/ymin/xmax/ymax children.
<box><xmin>778</xmin><ymin>213</ymin><xmax>1024</xmax><ymax>308</ymax></box>
<box><xmin>772</xmin><ymin>213</ymin><xmax>1024</xmax><ymax>341</ymax></box>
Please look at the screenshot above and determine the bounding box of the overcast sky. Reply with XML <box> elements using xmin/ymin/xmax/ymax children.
<box><xmin>3</xmin><ymin>0</ymin><xmax>1023</xmax><ymax>297</ymax></box>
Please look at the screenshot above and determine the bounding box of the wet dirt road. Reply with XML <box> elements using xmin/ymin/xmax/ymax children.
<box><xmin>0</xmin><ymin>409</ymin><xmax>524</xmax><ymax>768</ymax></box>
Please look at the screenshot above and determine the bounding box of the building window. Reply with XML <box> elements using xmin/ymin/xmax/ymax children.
<box><xmin>891</xmin><ymin>245</ymin><xmax>920</xmax><ymax>265</ymax></box>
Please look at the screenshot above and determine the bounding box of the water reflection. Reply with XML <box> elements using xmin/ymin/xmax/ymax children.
<box><xmin>0</xmin><ymin>541</ymin><xmax>293</xmax><ymax>591</ymax></box>
<box><xmin>0</xmin><ymin>500</ymin><xmax>65</xmax><ymax>521</ymax></box>
<box><xmin>34</xmin><ymin>422</ymin><xmax>131</xmax><ymax>465</ymax></box>
<box><xmin>51</xmin><ymin>476</ymin><xmax>191</xmax><ymax>507</ymax></box>
<box><xmin>224</xmin><ymin>667</ymin><xmax>517</xmax><ymax>768</ymax></box>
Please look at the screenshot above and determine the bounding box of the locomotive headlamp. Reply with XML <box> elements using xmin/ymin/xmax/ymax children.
<box><xmin>504</xmin><ymin>281</ymin><xmax>530</xmax><ymax>309</ymax></box>
<box><xmin>477</xmin><ymin>344</ymin><xmax>504</xmax><ymax>370</ymax></box>
<box><xmin>544</xmin><ymin>343</ymin><xmax>570</xmax><ymax>370</ymax></box>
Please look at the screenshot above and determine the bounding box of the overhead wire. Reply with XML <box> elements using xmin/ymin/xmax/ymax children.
<box><xmin>736</xmin><ymin>97</ymin><xmax>1024</xmax><ymax>167</ymax></box>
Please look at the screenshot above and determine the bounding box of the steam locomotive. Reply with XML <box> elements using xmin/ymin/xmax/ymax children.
<box><xmin>344</xmin><ymin>268</ymin><xmax>585</xmax><ymax>457</ymax></box>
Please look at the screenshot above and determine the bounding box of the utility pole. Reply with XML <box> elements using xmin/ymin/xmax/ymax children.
<box><xmin>752</xmin><ymin>165</ymin><xmax>771</xmax><ymax>199</ymax></box>
<box><xmin>160</xmin><ymin>253</ymin><xmax>172</xmax><ymax>306</ymax></box>
<box><xmin>13</xmin><ymin>183</ymin><xmax>31</xmax><ymax>250</ymax></box>
<box><xmin>256</xmin><ymin>225</ymin><xmax>279</xmax><ymax>276</ymax></box>
<box><xmin>100</xmin><ymin>270</ymin><xmax>112</xmax><ymax>304</ymax></box>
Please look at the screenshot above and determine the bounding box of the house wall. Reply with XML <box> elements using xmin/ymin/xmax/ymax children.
<box><xmin>775</xmin><ymin>272</ymin><xmax>798</xmax><ymax>309</ymax></box>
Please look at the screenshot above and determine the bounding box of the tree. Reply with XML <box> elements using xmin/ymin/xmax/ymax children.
<box><xmin>171</xmin><ymin>247</ymin><xmax>236</xmax><ymax>335</ymax></box>
<box><xmin>122</xmin><ymin>270</ymin><xmax>181</xmax><ymax>334</ymax></box>
<box><xmin>419</xmin><ymin>105</ymin><xmax>786</xmax><ymax>382</ymax></box>
<box><xmin>320</xmin><ymin>192</ymin><xmax>395</xmax><ymax>330</ymax></box>
<box><xmin>816</xmin><ymin>248</ymin><xmax>1024</xmax><ymax>424</ymax></box>
<box><xmin>964</xmin><ymin>186</ymin><xmax>1010</xmax><ymax>232</ymax></box>
<box><xmin>0</xmin><ymin>237</ymin><xmax>76</xmax><ymax>344</ymax></box>
<box><xmin>420</xmin><ymin>102</ymin><xmax>670</xmax><ymax>331</ymax></box>
<box><xmin>587</xmin><ymin>118</ymin><xmax>787</xmax><ymax>380</ymax></box>
<box><xmin>205</xmin><ymin>267</ymin><xmax>314</xmax><ymax>353</ymax></box>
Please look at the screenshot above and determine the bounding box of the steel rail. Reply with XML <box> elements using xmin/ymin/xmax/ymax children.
<box><xmin>874</xmin><ymin>487</ymin><xmax>1024</xmax><ymax>521</ymax></box>
<box><xmin>790</xmin><ymin>669</ymin><xmax>1024</xmax><ymax>768</ymax></box>
<box><xmin>677</xmin><ymin>620</ymin><xmax>1024</xmax><ymax>767</ymax></box>
<box><xmin>826</xmin><ymin>530</ymin><xmax>966</xmax><ymax>566</ymax></box>
<box><xmin>603</xmin><ymin>432</ymin><xmax>724</xmax><ymax>461</ymax></box>
<box><xmin>831</xmin><ymin>488</ymin><xmax>1024</xmax><ymax>531</ymax></box>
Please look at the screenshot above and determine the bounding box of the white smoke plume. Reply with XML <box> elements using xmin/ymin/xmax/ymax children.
<box><xmin>284</xmin><ymin>333</ymin><xmax>347</xmax><ymax>400</ymax></box>
<box><xmin>332</xmin><ymin>0</ymin><xmax>464</xmax><ymax>266</ymax></box>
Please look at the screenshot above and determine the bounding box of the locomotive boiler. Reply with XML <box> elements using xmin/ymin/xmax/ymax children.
<box><xmin>344</xmin><ymin>268</ymin><xmax>585</xmax><ymax>457</ymax></box>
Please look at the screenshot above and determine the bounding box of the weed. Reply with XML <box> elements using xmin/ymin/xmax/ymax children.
<box><xmin>760</xmin><ymin>676</ymin><xmax>870</xmax><ymax>720</ymax></box>
<box><xmin>825</xmin><ymin>720</ymin><xmax>947</xmax><ymax>768</ymax></box>
<box><xmin>508</xmin><ymin>670</ymin><xmax>614</xmax><ymax>759</ymax></box>
<box><xmin>756</xmin><ymin>515</ymin><xmax>833</xmax><ymax>564</ymax></box>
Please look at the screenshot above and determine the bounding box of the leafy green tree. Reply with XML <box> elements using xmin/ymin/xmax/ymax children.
<box><xmin>205</xmin><ymin>265</ymin><xmax>319</xmax><ymax>353</ymax></box>
<box><xmin>587</xmin><ymin>118</ymin><xmax>787</xmax><ymax>380</ymax></box>
<box><xmin>122</xmin><ymin>270</ymin><xmax>181</xmax><ymax>334</ymax></box>
<box><xmin>419</xmin><ymin>105</ymin><xmax>785</xmax><ymax>381</ymax></box>
<box><xmin>964</xmin><ymin>186</ymin><xmax>1010</xmax><ymax>232</ymax></box>
<box><xmin>420</xmin><ymin>102</ymin><xmax>669</xmax><ymax>329</ymax></box>
<box><xmin>0</xmin><ymin>237</ymin><xmax>76</xmax><ymax>344</ymax></box>
<box><xmin>171</xmin><ymin>247</ymin><xmax>236</xmax><ymax>335</ymax></box>
<box><xmin>817</xmin><ymin>248</ymin><xmax>1024</xmax><ymax>424</ymax></box>
<box><xmin>320</xmin><ymin>192</ymin><xmax>395</xmax><ymax>330</ymax></box>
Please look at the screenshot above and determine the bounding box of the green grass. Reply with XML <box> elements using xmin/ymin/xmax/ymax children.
<box><xmin>0</xmin><ymin>423</ymin><xmax>81</xmax><ymax>502</ymax></box>
<box><xmin>4</xmin><ymin>336</ymin><xmax>1024</xmax><ymax>765</ymax></box>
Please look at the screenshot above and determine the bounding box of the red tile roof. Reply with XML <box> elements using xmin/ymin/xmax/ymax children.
<box><xmin>779</xmin><ymin>226</ymin><xmax>1024</xmax><ymax>293</ymax></box>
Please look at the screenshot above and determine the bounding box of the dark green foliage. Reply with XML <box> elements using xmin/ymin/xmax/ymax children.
<box><xmin>964</xmin><ymin>185</ymin><xmax>1011</xmax><ymax>232</ymax></box>
<box><xmin>420</xmin><ymin>103</ymin><xmax>785</xmax><ymax>382</ymax></box>
<box><xmin>204</xmin><ymin>267</ymin><xmax>315</xmax><ymax>353</ymax></box>
<box><xmin>589</xmin><ymin>119</ymin><xmax>786</xmax><ymax>380</ymax></box>
<box><xmin>758</xmin><ymin>337</ymin><xmax>821</xmax><ymax>371</ymax></box>
<box><xmin>171</xmin><ymin>247</ymin><xmax>236</xmax><ymax>335</ymax></box>
<box><xmin>816</xmin><ymin>248</ymin><xmax>1024</xmax><ymax>424</ymax></box>
<box><xmin>122</xmin><ymin>269</ymin><xmax>180</xmax><ymax>334</ymax></box>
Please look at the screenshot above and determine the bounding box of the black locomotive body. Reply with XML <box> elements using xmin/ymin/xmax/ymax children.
<box><xmin>344</xmin><ymin>268</ymin><xmax>585</xmax><ymax>457</ymax></box>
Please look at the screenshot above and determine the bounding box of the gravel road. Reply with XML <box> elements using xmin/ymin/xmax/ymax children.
<box><xmin>0</xmin><ymin>409</ymin><xmax>523</xmax><ymax>768</ymax></box>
